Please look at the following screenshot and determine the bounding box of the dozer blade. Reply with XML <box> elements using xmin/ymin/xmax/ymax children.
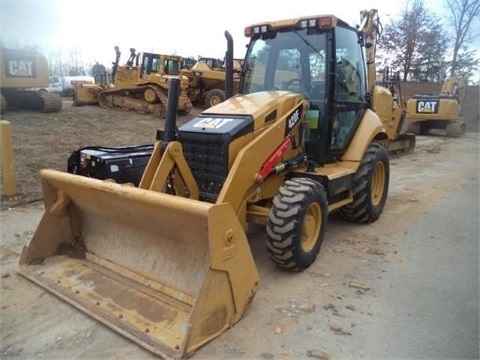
<box><xmin>18</xmin><ymin>169</ymin><xmax>259</xmax><ymax>359</ymax></box>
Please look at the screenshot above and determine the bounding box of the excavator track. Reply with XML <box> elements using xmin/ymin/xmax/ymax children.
<box><xmin>98</xmin><ymin>85</ymin><xmax>192</xmax><ymax>118</ymax></box>
<box><xmin>1</xmin><ymin>91</ymin><xmax>62</xmax><ymax>113</ymax></box>
<box><xmin>39</xmin><ymin>91</ymin><xmax>63</xmax><ymax>112</ymax></box>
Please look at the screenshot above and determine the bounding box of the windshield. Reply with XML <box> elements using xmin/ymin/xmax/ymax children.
<box><xmin>241</xmin><ymin>28</ymin><xmax>327</xmax><ymax>103</ymax></box>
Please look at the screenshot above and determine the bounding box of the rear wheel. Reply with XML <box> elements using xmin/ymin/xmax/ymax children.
<box><xmin>340</xmin><ymin>141</ymin><xmax>389</xmax><ymax>223</ymax></box>
<box><xmin>205</xmin><ymin>89</ymin><xmax>225</xmax><ymax>108</ymax></box>
<box><xmin>266</xmin><ymin>178</ymin><xmax>328</xmax><ymax>271</ymax></box>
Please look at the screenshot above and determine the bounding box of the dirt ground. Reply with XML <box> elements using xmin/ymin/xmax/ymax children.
<box><xmin>0</xmin><ymin>98</ymin><xmax>479</xmax><ymax>359</ymax></box>
<box><xmin>0</xmin><ymin>100</ymin><xmax>203</xmax><ymax>210</ymax></box>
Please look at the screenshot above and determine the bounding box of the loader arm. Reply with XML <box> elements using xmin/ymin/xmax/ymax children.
<box><xmin>139</xmin><ymin>140</ymin><xmax>200</xmax><ymax>199</ymax></box>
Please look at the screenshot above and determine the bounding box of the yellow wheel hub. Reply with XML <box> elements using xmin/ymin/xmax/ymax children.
<box><xmin>371</xmin><ymin>161</ymin><xmax>385</xmax><ymax>206</ymax></box>
<box><xmin>301</xmin><ymin>202</ymin><xmax>321</xmax><ymax>252</ymax></box>
<box><xmin>144</xmin><ymin>88</ymin><xmax>157</xmax><ymax>103</ymax></box>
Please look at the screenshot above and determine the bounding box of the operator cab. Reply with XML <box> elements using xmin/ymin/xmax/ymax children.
<box><xmin>140</xmin><ymin>53</ymin><xmax>182</xmax><ymax>76</ymax></box>
<box><xmin>239</xmin><ymin>16</ymin><xmax>368</xmax><ymax>164</ymax></box>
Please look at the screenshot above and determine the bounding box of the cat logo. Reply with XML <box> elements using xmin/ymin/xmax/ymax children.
<box><xmin>416</xmin><ymin>100</ymin><xmax>439</xmax><ymax>114</ymax></box>
<box><xmin>193</xmin><ymin>117</ymin><xmax>234</xmax><ymax>129</ymax></box>
<box><xmin>7</xmin><ymin>59</ymin><xmax>34</xmax><ymax>77</ymax></box>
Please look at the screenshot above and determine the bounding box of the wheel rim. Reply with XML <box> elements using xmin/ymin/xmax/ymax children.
<box><xmin>301</xmin><ymin>202</ymin><xmax>321</xmax><ymax>252</ymax></box>
<box><xmin>144</xmin><ymin>88</ymin><xmax>157</xmax><ymax>103</ymax></box>
<box><xmin>209</xmin><ymin>95</ymin><xmax>222</xmax><ymax>106</ymax></box>
<box><xmin>371</xmin><ymin>161</ymin><xmax>386</xmax><ymax>206</ymax></box>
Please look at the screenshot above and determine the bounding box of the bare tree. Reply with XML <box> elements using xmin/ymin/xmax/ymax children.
<box><xmin>378</xmin><ymin>0</ymin><xmax>448</xmax><ymax>81</ymax></box>
<box><xmin>445</xmin><ymin>0</ymin><xmax>480</xmax><ymax>76</ymax></box>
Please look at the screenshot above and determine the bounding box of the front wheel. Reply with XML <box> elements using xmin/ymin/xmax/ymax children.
<box><xmin>205</xmin><ymin>89</ymin><xmax>226</xmax><ymax>108</ymax></box>
<box><xmin>266</xmin><ymin>178</ymin><xmax>328</xmax><ymax>271</ymax></box>
<box><xmin>340</xmin><ymin>141</ymin><xmax>389</xmax><ymax>223</ymax></box>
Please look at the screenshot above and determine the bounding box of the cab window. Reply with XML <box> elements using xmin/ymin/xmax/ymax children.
<box><xmin>332</xmin><ymin>26</ymin><xmax>367</xmax><ymax>150</ymax></box>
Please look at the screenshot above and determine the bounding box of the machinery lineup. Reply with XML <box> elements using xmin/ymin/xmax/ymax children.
<box><xmin>10</xmin><ymin>8</ymin><xmax>465</xmax><ymax>360</ymax></box>
<box><xmin>72</xmin><ymin>48</ymin><xmax>242</xmax><ymax>117</ymax></box>
<box><xmin>0</xmin><ymin>45</ymin><xmax>237</xmax><ymax>117</ymax></box>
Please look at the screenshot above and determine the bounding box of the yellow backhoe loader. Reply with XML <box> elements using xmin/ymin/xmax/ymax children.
<box><xmin>0</xmin><ymin>47</ymin><xmax>62</xmax><ymax>114</ymax></box>
<box><xmin>18</xmin><ymin>9</ymin><xmax>414</xmax><ymax>359</ymax></box>
<box><xmin>406</xmin><ymin>76</ymin><xmax>467</xmax><ymax>137</ymax></box>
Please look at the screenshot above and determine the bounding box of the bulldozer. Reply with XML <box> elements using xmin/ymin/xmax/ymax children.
<box><xmin>406</xmin><ymin>76</ymin><xmax>467</xmax><ymax>137</ymax></box>
<box><xmin>97</xmin><ymin>48</ymin><xmax>193</xmax><ymax>117</ymax></box>
<box><xmin>0</xmin><ymin>47</ymin><xmax>62</xmax><ymax>114</ymax></box>
<box><xmin>180</xmin><ymin>57</ymin><xmax>242</xmax><ymax>108</ymax></box>
<box><xmin>18</xmin><ymin>9</ymin><xmax>415</xmax><ymax>359</ymax></box>
<box><xmin>72</xmin><ymin>47</ymin><xmax>121</xmax><ymax>107</ymax></box>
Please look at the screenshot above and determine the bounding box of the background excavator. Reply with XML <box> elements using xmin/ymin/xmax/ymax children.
<box><xmin>19</xmin><ymin>9</ymin><xmax>414</xmax><ymax>359</ymax></box>
<box><xmin>0</xmin><ymin>47</ymin><xmax>62</xmax><ymax>114</ymax></box>
<box><xmin>406</xmin><ymin>76</ymin><xmax>467</xmax><ymax>137</ymax></box>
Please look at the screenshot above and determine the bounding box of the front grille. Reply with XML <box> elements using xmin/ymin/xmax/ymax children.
<box><xmin>182</xmin><ymin>134</ymin><xmax>229</xmax><ymax>203</ymax></box>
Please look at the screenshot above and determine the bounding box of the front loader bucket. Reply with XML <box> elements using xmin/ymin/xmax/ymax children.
<box><xmin>18</xmin><ymin>169</ymin><xmax>259</xmax><ymax>359</ymax></box>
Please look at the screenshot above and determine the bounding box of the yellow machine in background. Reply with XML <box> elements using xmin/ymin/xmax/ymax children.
<box><xmin>19</xmin><ymin>9</ymin><xmax>414</xmax><ymax>359</ymax></box>
<box><xmin>0</xmin><ymin>47</ymin><xmax>62</xmax><ymax>114</ymax></box>
<box><xmin>72</xmin><ymin>47</ymin><xmax>120</xmax><ymax>106</ymax></box>
<box><xmin>73</xmin><ymin>47</ymin><xmax>192</xmax><ymax>117</ymax></box>
<box><xmin>406</xmin><ymin>76</ymin><xmax>467</xmax><ymax>137</ymax></box>
<box><xmin>97</xmin><ymin>48</ymin><xmax>192</xmax><ymax>117</ymax></box>
<box><xmin>181</xmin><ymin>57</ymin><xmax>242</xmax><ymax>107</ymax></box>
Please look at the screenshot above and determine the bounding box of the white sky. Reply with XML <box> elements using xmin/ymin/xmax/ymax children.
<box><xmin>0</xmin><ymin>1</ymin><xmax>440</xmax><ymax>60</ymax></box>
<box><xmin>51</xmin><ymin>0</ymin><xmax>409</xmax><ymax>63</ymax></box>
<box><xmin>2</xmin><ymin>0</ymin><xmax>478</xmax><ymax>81</ymax></box>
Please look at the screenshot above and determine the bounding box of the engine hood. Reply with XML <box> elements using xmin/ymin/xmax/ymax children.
<box><xmin>202</xmin><ymin>91</ymin><xmax>306</xmax><ymax>126</ymax></box>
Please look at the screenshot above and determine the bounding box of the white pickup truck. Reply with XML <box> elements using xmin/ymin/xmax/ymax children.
<box><xmin>47</xmin><ymin>75</ymin><xmax>95</xmax><ymax>96</ymax></box>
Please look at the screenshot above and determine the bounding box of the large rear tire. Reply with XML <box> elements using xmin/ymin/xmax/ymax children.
<box><xmin>340</xmin><ymin>141</ymin><xmax>389</xmax><ymax>223</ymax></box>
<box><xmin>205</xmin><ymin>89</ymin><xmax>225</xmax><ymax>108</ymax></box>
<box><xmin>266</xmin><ymin>178</ymin><xmax>328</xmax><ymax>271</ymax></box>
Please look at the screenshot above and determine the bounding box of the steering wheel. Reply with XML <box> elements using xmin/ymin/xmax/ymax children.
<box><xmin>285</xmin><ymin>78</ymin><xmax>302</xmax><ymax>89</ymax></box>
<box><xmin>285</xmin><ymin>78</ymin><xmax>311</xmax><ymax>99</ymax></box>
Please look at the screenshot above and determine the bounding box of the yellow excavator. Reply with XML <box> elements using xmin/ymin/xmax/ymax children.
<box><xmin>406</xmin><ymin>76</ymin><xmax>467</xmax><ymax>137</ymax></box>
<box><xmin>18</xmin><ymin>9</ymin><xmax>414</xmax><ymax>359</ymax></box>
<box><xmin>0</xmin><ymin>47</ymin><xmax>62</xmax><ymax>114</ymax></box>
